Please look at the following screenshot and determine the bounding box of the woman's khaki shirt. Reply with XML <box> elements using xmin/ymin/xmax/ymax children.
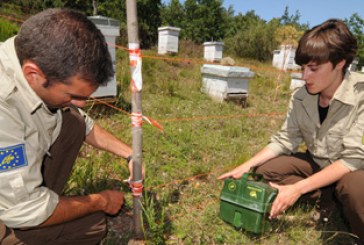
<box><xmin>267</xmin><ymin>71</ymin><xmax>364</xmax><ymax>171</ymax></box>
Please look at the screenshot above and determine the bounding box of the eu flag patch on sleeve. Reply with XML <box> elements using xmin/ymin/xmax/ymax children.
<box><xmin>0</xmin><ymin>144</ymin><xmax>28</xmax><ymax>172</ymax></box>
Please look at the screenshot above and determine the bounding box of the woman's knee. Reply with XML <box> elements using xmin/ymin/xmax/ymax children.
<box><xmin>336</xmin><ymin>170</ymin><xmax>364</xmax><ymax>205</ymax></box>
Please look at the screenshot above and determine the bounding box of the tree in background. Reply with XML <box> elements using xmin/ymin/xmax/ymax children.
<box><xmin>160</xmin><ymin>0</ymin><xmax>184</xmax><ymax>29</ymax></box>
<box><xmin>221</xmin><ymin>5</ymin><xmax>236</xmax><ymax>38</ymax></box>
<box><xmin>345</xmin><ymin>13</ymin><xmax>364</xmax><ymax>69</ymax></box>
<box><xmin>162</xmin><ymin>0</ymin><xmax>225</xmax><ymax>43</ymax></box>
<box><xmin>280</xmin><ymin>6</ymin><xmax>308</xmax><ymax>31</ymax></box>
<box><xmin>4</xmin><ymin>0</ymin><xmax>362</xmax><ymax>65</ymax></box>
<box><xmin>223</xmin><ymin>11</ymin><xmax>278</xmax><ymax>62</ymax></box>
<box><xmin>197</xmin><ymin>0</ymin><xmax>225</xmax><ymax>43</ymax></box>
<box><xmin>274</xmin><ymin>25</ymin><xmax>303</xmax><ymax>47</ymax></box>
<box><xmin>136</xmin><ymin>0</ymin><xmax>162</xmax><ymax>48</ymax></box>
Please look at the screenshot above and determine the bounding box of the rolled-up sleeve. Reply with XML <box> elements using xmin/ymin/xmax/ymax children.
<box><xmin>0</xmin><ymin>185</ymin><xmax>58</xmax><ymax>228</ymax></box>
<box><xmin>0</xmin><ymin>101</ymin><xmax>59</xmax><ymax>228</ymax></box>
<box><xmin>76</xmin><ymin>108</ymin><xmax>94</xmax><ymax>135</ymax></box>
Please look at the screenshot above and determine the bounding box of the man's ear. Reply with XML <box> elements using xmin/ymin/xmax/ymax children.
<box><xmin>22</xmin><ymin>61</ymin><xmax>46</xmax><ymax>86</ymax></box>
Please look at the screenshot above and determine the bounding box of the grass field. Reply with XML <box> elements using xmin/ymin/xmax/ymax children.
<box><xmin>65</xmin><ymin>47</ymin><xmax>358</xmax><ymax>245</ymax></box>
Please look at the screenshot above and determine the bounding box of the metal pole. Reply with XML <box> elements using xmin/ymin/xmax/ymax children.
<box><xmin>126</xmin><ymin>0</ymin><xmax>143</xmax><ymax>239</ymax></box>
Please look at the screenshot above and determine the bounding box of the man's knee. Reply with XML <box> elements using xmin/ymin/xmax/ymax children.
<box><xmin>58</xmin><ymin>212</ymin><xmax>107</xmax><ymax>244</ymax></box>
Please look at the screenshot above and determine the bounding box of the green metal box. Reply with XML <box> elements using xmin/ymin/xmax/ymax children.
<box><xmin>219</xmin><ymin>173</ymin><xmax>278</xmax><ymax>234</ymax></box>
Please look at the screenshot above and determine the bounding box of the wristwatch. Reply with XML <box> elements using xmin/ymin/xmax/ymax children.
<box><xmin>126</xmin><ymin>155</ymin><xmax>132</xmax><ymax>163</ymax></box>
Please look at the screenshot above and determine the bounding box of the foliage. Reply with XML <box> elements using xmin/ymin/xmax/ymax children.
<box><xmin>275</xmin><ymin>25</ymin><xmax>304</xmax><ymax>47</ymax></box>
<box><xmin>162</xmin><ymin>0</ymin><xmax>226</xmax><ymax>43</ymax></box>
<box><xmin>160</xmin><ymin>0</ymin><xmax>184</xmax><ymax>28</ymax></box>
<box><xmin>225</xmin><ymin>18</ymin><xmax>280</xmax><ymax>62</ymax></box>
<box><xmin>345</xmin><ymin>13</ymin><xmax>364</xmax><ymax>69</ymax></box>
<box><xmin>141</xmin><ymin>193</ymin><xmax>166</xmax><ymax>244</ymax></box>
<box><xmin>3</xmin><ymin>0</ymin><xmax>363</xmax><ymax>63</ymax></box>
<box><xmin>221</xmin><ymin>5</ymin><xmax>236</xmax><ymax>38</ymax></box>
<box><xmin>0</xmin><ymin>18</ymin><xmax>19</xmax><ymax>42</ymax></box>
<box><xmin>280</xmin><ymin>5</ymin><xmax>309</xmax><ymax>31</ymax></box>
<box><xmin>1</xmin><ymin>0</ymin><xmax>311</xmax><ymax>61</ymax></box>
<box><xmin>280</xmin><ymin>6</ymin><xmax>300</xmax><ymax>26</ymax></box>
<box><xmin>137</xmin><ymin>0</ymin><xmax>162</xmax><ymax>48</ymax></box>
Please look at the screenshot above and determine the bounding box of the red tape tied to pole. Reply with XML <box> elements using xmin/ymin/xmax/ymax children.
<box><xmin>130</xmin><ymin>180</ymin><xmax>143</xmax><ymax>197</ymax></box>
<box><xmin>131</xmin><ymin>113</ymin><xmax>164</xmax><ymax>132</ymax></box>
<box><xmin>128</xmin><ymin>43</ymin><xmax>142</xmax><ymax>92</ymax></box>
<box><xmin>143</xmin><ymin>115</ymin><xmax>164</xmax><ymax>133</ymax></box>
<box><xmin>131</xmin><ymin>112</ymin><xmax>143</xmax><ymax>128</ymax></box>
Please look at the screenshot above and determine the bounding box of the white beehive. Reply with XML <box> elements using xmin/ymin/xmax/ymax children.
<box><xmin>88</xmin><ymin>16</ymin><xmax>119</xmax><ymax>98</ymax></box>
<box><xmin>201</xmin><ymin>64</ymin><xmax>254</xmax><ymax>104</ymax></box>
<box><xmin>290</xmin><ymin>72</ymin><xmax>305</xmax><ymax>90</ymax></box>
<box><xmin>349</xmin><ymin>58</ymin><xmax>359</xmax><ymax>71</ymax></box>
<box><xmin>272</xmin><ymin>45</ymin><xmax>300</xmax><ymax>71</ymax></box>
<box><xmin>203</xmin><ymin>42</ymin><xmax>224</xmax><ymax>62</ymax></box>
<box><xmin>158</xmin><ymin>26</ymin><xmax>181</xmax><ymax>54</ymax></box>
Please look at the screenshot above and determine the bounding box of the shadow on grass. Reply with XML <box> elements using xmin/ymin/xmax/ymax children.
<box><xmin>266</xmin><ymin>206</ymin><xmax>358</xmax><ymax>245</ymax></box>
<box><xmin>317</xmin><ymin>207</ymin><xmax>358</xmax><ymax>245</ymax></box>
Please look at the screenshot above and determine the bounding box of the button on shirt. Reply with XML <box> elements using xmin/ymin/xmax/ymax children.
<box><xmin>0</xmin><ymin>37</ymin><xmax>94</xmax><ymax>228</ymax></box>
<box><xmin>267</xmin><ymin>71</ymin><xmax>364</xmax><ymax>171</ymax></box>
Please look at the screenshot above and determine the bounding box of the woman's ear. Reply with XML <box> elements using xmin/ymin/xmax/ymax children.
<box><xmin>335</xmin><ymin>59</ymin><xmax>346</xmax><ymax>71</ymax></box>
<box><xmin>22</xmin><ymin>61</ymin><xmax>46</xmax><ymax>86</ymax></box>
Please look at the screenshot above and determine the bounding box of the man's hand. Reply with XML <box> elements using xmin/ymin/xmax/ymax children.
<box><xmin>128</xmin><ymin>159</ymin><xmax>145</xmax><ymax>180</ymax></box>
<box><xmin>96</xmin><ymin>190</ymin><xmax>124</xmax><ymax>215</ymax></box>
<box><xmin>40</xmin><ymin>190</ymin><xmax>125</xmax><ymax>227</ymax></box>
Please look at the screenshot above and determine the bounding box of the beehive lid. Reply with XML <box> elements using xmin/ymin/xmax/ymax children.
<box><xmin>88</xmin><ymin>16</ymin><xmax>119</xmax><ymax>27</ymax></box>
<box><xmin>203</xmin><ymin>41</ymin><xmax>224</xmax><ymax>46</ymax></box>
<box><xmin>201</xmin><ymin>64</ymin><xmax>254</xmax><ymax>78</ymax></box>
<box><xmin>158</xmin><ymin>26</ymin><xmax>181</xmax><ymax>32</ymax></box>
<box><xmin>291</xmin><ymin>72</ymin><xmax>302</xmax><ymax>79</ymax></box>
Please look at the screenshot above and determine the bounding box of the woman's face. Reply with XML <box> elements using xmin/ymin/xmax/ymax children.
<box><xmin>301</xmin><ymin>60</ymin><xmax>345</xmax><ymax>96</ymax></box>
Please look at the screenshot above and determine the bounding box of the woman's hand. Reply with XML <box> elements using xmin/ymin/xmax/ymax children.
<box><xmin>269</xmin><ymin>182</ymin><xmax>301</xmax><ymax>218</ymax></box>
<box><xmin>218</xmin><ymin>163</ymin><xmax>251</xmax><ymax>180</ymax></box>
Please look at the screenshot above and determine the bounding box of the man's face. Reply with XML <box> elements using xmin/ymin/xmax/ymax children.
<box><xmin>301</xmin><ymin>61</ymin><xmax>343</xmax><ymax>95</ymax></box>
<box><xmin>33</xmin><ymin>76</ymin><xmax>97</xmax><ymax>109</ymax></box>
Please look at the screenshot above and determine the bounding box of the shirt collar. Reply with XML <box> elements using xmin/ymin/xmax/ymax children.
<box><xmin>2</xmin><ymin>36</ymin><xmax>45</xmax><ymax>114</ymax></box>
<box><xmin>333</xmin><ymin>71</ymin><xmax>358</xmax><ymax>106</ymax></box>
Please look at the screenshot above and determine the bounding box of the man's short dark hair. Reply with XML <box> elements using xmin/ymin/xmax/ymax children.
<box><xmin>15</xmin><ymin>8</ymin><xmax>114</xmax><ymax>87</ymax></box>
<box><xmin>295</xmin><ymin>19</ymin><xmax>357</xmax><ymax>72</ymax></box>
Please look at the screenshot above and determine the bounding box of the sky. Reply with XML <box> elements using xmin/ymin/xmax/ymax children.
<box><xmin>223</xmin><ymin>0</ymin><xmax>364</xmax><ymax>27</ymax></box>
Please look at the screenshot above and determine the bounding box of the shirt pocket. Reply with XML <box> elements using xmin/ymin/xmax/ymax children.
<box><xmin>342</xmin><ymin>122</ymin><xmax>364</xmax><ymax>152</ymax></box>
<box><xmin>326</xmin><ymin>131</ymin><xmax>345</xmax><ymax>158</ymax></box>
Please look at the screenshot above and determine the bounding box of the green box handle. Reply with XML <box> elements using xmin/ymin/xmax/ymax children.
<box><xmin>241</xmin><ymin>172</ymin><xmax>264</xmax><ymax>183</ymax></box>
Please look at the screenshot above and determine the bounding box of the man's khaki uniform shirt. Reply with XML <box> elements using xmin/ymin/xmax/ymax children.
<box><xmin>267</xmin><ymin>71</ymin><xmax>364</xmax><ymax>171</ymax></box>
<box><xmin>0</xmin><ymin>37</ymin><xmax>94</xmax><ymax>228</ymax></box>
